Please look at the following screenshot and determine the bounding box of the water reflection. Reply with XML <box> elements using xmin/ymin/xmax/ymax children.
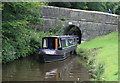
<box><xmin>2</xmin><ymin>55</ymin><xmax>89</xmax><ymax>81</ymax></box>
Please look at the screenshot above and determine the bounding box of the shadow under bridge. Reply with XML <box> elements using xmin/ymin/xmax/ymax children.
<box><xmin>64</xmin><ymin>25</ymin><xmax>82</xmax><ymax>44</ymax></box>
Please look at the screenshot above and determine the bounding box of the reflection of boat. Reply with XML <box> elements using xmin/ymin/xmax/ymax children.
<box><xmin>39</xmin><ymin>36</ymin><xmax>80</xmax><ymax>62</ymax></box>
<box><xmin>42</xmin><ymin>55</ymin><xmax>78</xmax><ymax>81</ymax></box>
<box><xmin>45</xmin><ymin>69</ymin><xmax>57</xmax><ymax>79</ymax></box>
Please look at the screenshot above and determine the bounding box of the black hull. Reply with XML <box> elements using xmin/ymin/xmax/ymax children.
<box><xmin>39</xmin><ymin>45</ymin><xmax>77</xmax><ymax>63</ymax></box>
<box><xmin>39</xmin><ymin>52</ymin><xmax>71</xmax><ymax>63</ymax></box>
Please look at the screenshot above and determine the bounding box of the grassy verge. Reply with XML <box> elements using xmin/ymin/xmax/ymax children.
<box><xmin>76</xmin><ymin>32</ymin><xmax>118</xmax><ymax>81</ymax></box>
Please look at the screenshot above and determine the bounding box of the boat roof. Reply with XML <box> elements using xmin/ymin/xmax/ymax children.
<box><xmin>43</xmin><ymin>35</ymin><xmax>79</xmax><ymax>38</ymax></box>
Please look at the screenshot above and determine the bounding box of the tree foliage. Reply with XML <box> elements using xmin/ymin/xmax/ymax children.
<box><xmin>70</xmin><ymin>2</ymin><xmax>88</xmax><ymax>10</ymax></box>
<box><xmin>115</xmin><ymin>2</ymin><xmax>120</xmax><ymax>15</ymax></box>
<box><xmin>2</xmin><ymin>2</ymin><xmax>46</xmax><ymax>63</ymax></box>
<box><xmin>48</xmin><ymin>2</ymin><xmax>71</xmax><ymax>8</ymax></box>
<box><xmin>87</xmin><ymin>2</ymin><xmax>107</xmax><ymax>12</ymax></box>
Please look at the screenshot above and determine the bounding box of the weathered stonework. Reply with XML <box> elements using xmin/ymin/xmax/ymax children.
<box><xmin>39</xmin><ymin>6</ymin><xmax>119</xmax><ymax>41</ymax></box>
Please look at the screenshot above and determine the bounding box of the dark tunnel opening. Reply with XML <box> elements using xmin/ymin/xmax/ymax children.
<box><xmin>64</xmin><ymin>25</ymin><xmax>82</xmax><ymax>44</ymax></box>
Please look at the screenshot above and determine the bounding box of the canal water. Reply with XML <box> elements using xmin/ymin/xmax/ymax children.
<box><xmin>2</xmin><ymin>55</ymin><xmax>89</xmax><ymax>81</ymax></box>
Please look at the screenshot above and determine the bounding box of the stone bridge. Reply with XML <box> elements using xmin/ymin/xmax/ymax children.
<box><xmin>38</xmin><ymin>6</ymin><xmax>118</xmax><ymax>41</ymax></box>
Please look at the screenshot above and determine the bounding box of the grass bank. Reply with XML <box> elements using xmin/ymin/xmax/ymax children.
<box><xmin>76</xmin><ymin>32</ymin><xmax>118</xmax><ymax>81</ymax></box>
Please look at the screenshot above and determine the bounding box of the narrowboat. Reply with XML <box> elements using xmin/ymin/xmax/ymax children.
<box><xmin>39</xmin><ymin>36</ymin><xmax>80</xmax><ymax>62</ymax></box>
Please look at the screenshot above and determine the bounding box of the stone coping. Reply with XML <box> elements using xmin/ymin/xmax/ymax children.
<box><xmin>43</xmin><ymin>6</ymin><xmax>119</xmax><ymax>17</ymax></box>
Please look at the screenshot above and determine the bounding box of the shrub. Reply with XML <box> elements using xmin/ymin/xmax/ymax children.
<box><xmin>60</xmin><ymin>16</ymin><xmax>67</xmax><ymax>21</ymax></box>
<box><xmin>49</xmin><ymin>23</ymin><xmax>64</xmax><ymax>35</ymax></box>
<box><xmin>2</xmin><ymin>2</ymin><xmax>46</xmax><ymax>63</ymax></box>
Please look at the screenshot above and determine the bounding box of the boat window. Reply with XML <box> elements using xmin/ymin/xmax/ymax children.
<box><xmin>66</xmin><ymin>40</ymin><xmax>68</xmax><ymax>46</ymax></box>
<box><xmin>77</xmin><ymin>38</ymin><xmax>79</xmax><ymax>44</ymax></box>
<box><xmin>58</xmin><ymin>39</ymin><xmax>61</xmax><ymax>48</ymax></box>
<box><xmin>61</xmin><ymin>40</ymin><xmax>66</xmax><ymax>48</ymax></box>
<box><xmin>73</xmin><ymin>38</ymin><xmax>75</xmax><ymax>45</ymax></box>
<box><xmin>43</xmin><ymin>38</ymin><xmax>48</xmax><ymax>48</ymax></box>
<box><xmin>75</xmin><ymin>38</ymin><xmax>77</xmax><ymax>44</ymax></box>
<box><xmin>68</xmin><ymin>39</ymin><xmax>73</xmax><ymax>46</ymax></box>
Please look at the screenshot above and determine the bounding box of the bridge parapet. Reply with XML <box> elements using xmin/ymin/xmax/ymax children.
<box><xmin>41</xmin><ymin>6</ymin><xmax>118</xmax><ymax>25</ymax></box>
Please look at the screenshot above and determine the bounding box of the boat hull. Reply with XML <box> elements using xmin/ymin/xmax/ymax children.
<box><xmin>39</xmin><ymin>52</ymin><xmax>71</xmax><ymax>63</ymax></box>
<box><xmin>39</xmin><ymin>45</ymin><xmax>77</xmax><ymax>63</ymax></box>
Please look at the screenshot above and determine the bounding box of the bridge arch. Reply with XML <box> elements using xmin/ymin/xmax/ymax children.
<box><xmin>64</xmin><ymin>25</ymin><xmax>82</xmax><ymax>44</ymax></box>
